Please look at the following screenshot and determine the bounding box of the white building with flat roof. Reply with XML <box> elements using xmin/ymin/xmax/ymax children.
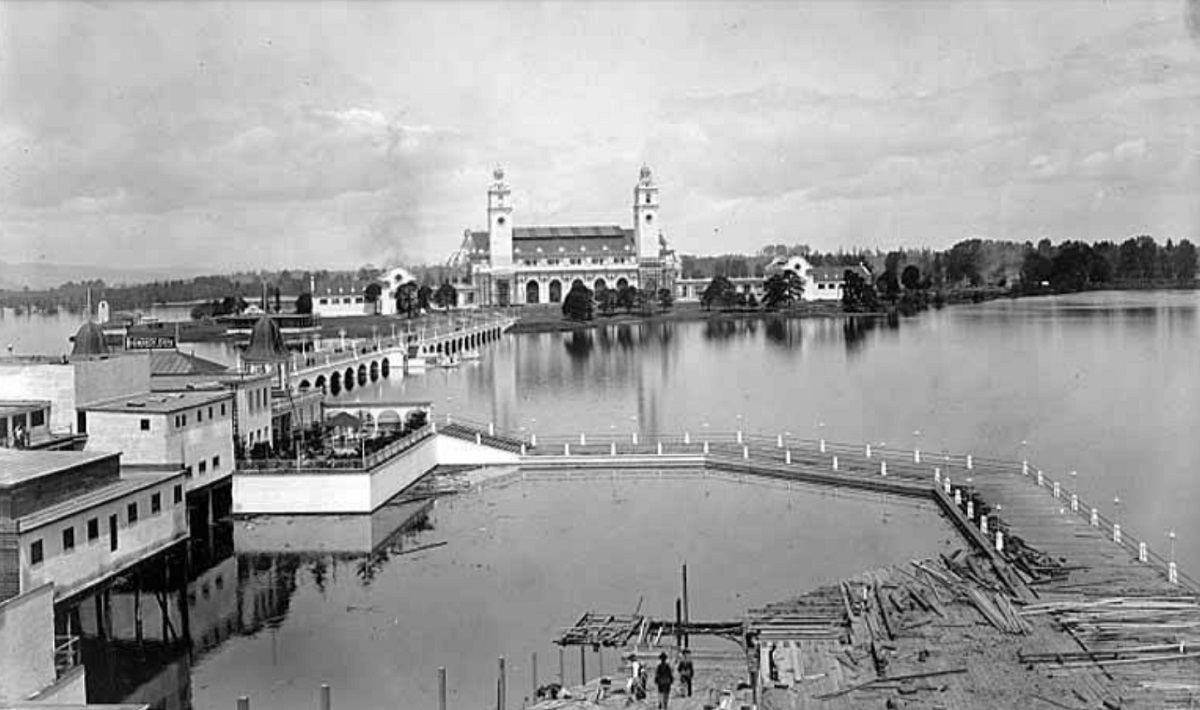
<box><xmin>81</xmin><ymin>391</ymin><xmax>235</xmax><ymax>493</ymax></box>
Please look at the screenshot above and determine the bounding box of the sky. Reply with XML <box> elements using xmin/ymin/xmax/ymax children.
<box><xmin>2</xmin><ymin>0</ymin><xmax>1199</xmax><ymax>273</ymax></box>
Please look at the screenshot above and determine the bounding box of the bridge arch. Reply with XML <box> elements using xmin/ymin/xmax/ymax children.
<box><xmin>344</xmin><ymin>367</ymin><xmax>355</xmax><ymax>391</ymax></box>
<box><xmin>376</xmin><ymin>409</ymin><xmax>402</xmax><ymax>430</ymax></box>
<box><xmin>357</xmin><ymin>364</ymin><xmax>367</xmax><ymax>385</ymax></box>
<box><xmin>315</xmin><ymin>374</ymin><xmax>327</xmax><ymax>390</ymax></box>
<box><xmin>329</xmin><ymin>372</ymin><xmax>341</xmax><ymax>396</ymax></box>
<box><xmin>370</xmin><ymin>361</ymin><xmax>379</xmax><ymax>381</ymax></box>
<box><xmin>299</xmin><ymin>379</ymin><xmax>311</xmax><ymax>390</ymax></box>
<box><xmin>593</xmin><ymin>277</ymin><xmax>607</xmax><ymax>291</ymax></box>
<box><xmin>381</xmin><ymin>358</ymin><xmax>390</xmax><ymax>377</ymax></box>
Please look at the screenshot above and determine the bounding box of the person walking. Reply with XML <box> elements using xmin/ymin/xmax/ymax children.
<box><xmin>654</xmin><ymin>652</ymin><xmax>674</xmax><ymax>709</ymax></box>
<box><xmin>677</xmin><ymin>649</ymin><xmax>694</xmax><ymax>698</ymax></box>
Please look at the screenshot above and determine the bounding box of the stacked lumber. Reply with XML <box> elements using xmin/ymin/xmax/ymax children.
<box><xmin>746</xmin><ymin>585</ymin><xmax>848</xmax><ymax>641</ymax></box>
<box><xmin>910</xmin><ymin>555</ymin><xmax>1031</xmax><ymax>634</ymax></box>
<box><xmin>1003</xmin><ymin>534</ymin><xmax>1074</xmax><ymax>585</ymax></box>
<box><xmin>556</xmin><ymin>612</ymin><xmax>643</xmax><ymax>647</ymax></box>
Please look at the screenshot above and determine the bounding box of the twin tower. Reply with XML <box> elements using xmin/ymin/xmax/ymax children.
<box><xmin>484</xmin><ymin>165</ymin><xmax>662</xmax><ymax>271</ymax></box>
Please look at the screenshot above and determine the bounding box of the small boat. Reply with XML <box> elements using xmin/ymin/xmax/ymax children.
<box><xmin>436</xmin><ymin>353</ymin><xmax>461</xmax><ymax>368</ymax></box>
<box><xmin>460</xmin><ymin>349</ymin><xmax>481</xmax><ymax>361</ymax></box>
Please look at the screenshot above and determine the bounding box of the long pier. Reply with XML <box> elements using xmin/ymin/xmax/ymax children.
<box><xmin>431</xmin><ymin>417</ymin><xmax>1199</xmax><ymax>708</ymax></box>
<box><xmin>286</xmin><ymin>313</ymin><xmax>517</xmax><ymax>393</ymax></box>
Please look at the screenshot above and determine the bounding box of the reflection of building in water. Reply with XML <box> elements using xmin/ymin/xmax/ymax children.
<box><xmin>449</xmin><ymin>166</ymin><xmax>678</xmax><ymax>306</ymax></box>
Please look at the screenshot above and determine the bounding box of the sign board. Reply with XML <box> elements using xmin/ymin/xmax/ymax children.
<box><xmin>126</xmin><ymin>334</ymin><xmax>177</xmax><ymax>350</ymax></box>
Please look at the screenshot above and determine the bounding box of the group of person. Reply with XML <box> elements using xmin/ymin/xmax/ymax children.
<box><xmin>626</xmin><ymin>649</ymin><xmax>693</xmax><ymax>708</ymax></box>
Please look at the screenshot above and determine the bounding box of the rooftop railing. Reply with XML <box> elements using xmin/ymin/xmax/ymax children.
<box><xmin>235</xmin><ymin>424</ymin><xmax>432</xmax><ymax>474</ymax></box>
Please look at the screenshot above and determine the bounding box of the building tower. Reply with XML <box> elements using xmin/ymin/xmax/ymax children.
<box><xmin>633</xmin><ymin>165</ymin><xmax>662</xmax><ymax>294</ymax></box>
<box><xmin>487</xmin><ymin>166</ymin><xmax>514</xmax><ymax>305</ymax></box>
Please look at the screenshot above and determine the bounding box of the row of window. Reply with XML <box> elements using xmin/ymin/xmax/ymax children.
<box><xmin>519</xmin><ymin>257</ymin><xmax>630</xmax><ymax>267</ymax></box>
<box><xmin>248</xmin><ymin>386</ymin><xmax>270</xmax><ymax>414</ymax></box>
<box><xmin>172</xmin><ymin>403</ymin><xmax>228</xmax><ymax>429</ymax></box>
<box><xmin>28</xmin><ymin>484</ymin><xmax>183</xmax><ymax>565</ymax></box>
<box><xmin>513</xmin><ymin>244</ymin><xmax>634</xmax><ymax>255</ymax></box>
<box><xmin>317</xmin><ymin>296</ymin><xmax>364</xmax><ymax>306</ymax></box>
<box><xmin>186</xmin><ymin>455</ymin><xmax>221</xmax><ymax>477</ymax></box>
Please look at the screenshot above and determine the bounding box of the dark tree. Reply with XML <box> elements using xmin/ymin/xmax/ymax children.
<box><xmin>417</xmin><ymin>284</ymin><xmax>433</xmax><ymax>311</ymax></box>
<box><xmin>700</xmin><ymin>276</ymin><xmax>734</xmax><ymax>311</ymax></box>
<box><xmin>762</xmin><ymin>272</ymin><xmax>804</xmax><ymax>310</ymax></box>
<box><xmin>273</xmin><ymin>286</ymin><xmax>283</xmax><ymax>313</ymax></box>
<box><xmin>842</xmin><ymin>270</ymin><xmax>879</xmax><ymax>313</ymax></box>
<box><xmin>433</xmin><ymin>282</ymin><xmax>458</xmax><ymax>309</ymax></box>
<box><xmin>364</xmin><ymin>282</ymin><xmax>382</xmax><ymax>304</ymax></box>
<box><xmin>616</xmin><ymin>284</ymin><xmax>639</xmax><ymax>313</ymax></box>
<box><xmin>900</xmin><ymin>265</ymin><xmax>921</xmax><ymax>291</ymax></box>
<box><xmin>596</xmin><ymin>287</ymin><xmax>618</xmax><ymax>316</ymax></box>
<box><xmin>657</xmin><ymin>287</ymin><xmax>674</xmax><ymax>312</ymax></box>
<box><xmin>395</xmin><ymin>282</ymin><xmax>418</xmax><ymax>318</ymax></box>
<box><xmin>876</xmin><ymin>271</ymin><xmax>900</xmax><ymax>303</ymax></box>
<box><xmin>561</xmin><ymin>283</ymin><xmax>594</xmax><ymax>321</ymax></box>
<box><xmin>1173</xmin><ymin>239</ymin><xmax>1197</xmax><ymax>281</ymax></box>
<box><xmin>295</xmin><ymin>292</ymin><xmax>313</xmax><ymax>314</ymax></box>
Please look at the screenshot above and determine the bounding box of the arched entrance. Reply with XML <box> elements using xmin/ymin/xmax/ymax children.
<box><xmin>299</xmin><ymin>379</ymin><xmax>311</xmax><ymax>390</ymax></box>
<box><xmin>572</xmin><ymin>278</ymin><xmax>585</xmax><ymax>289</ymax></box>
<box><xmin>344</xmin><ymin>367</ymin><xmax>355</xmax><ymax>391</ymax></box>
<box><xmin>329</xmin><ymin>372</ymin><xmax>341</xmax><ymax>396</ymax></box>
<box><xmin>616</xmin><ymin>277</ymin><xmax>629</xmax><ymax>289</ymax></box>
<box><xmin>526</xmin><ymin>280</ymin><xmax>540</xmax><ymax>304</ymax></box>
<box><xmin>549</xmin><ymin>280</ymin><xmax>563</xmax><ymax>303</ymax></box>
<box><xmin>593</xmin><ymin>278</ymin><xmax>607</xmax><ymax>291</ymax></box>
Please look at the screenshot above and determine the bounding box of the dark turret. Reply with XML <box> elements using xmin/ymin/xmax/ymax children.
<box><xmin>243</xmin><ymin>315</ymin><xmax>288</xmax><ymax>363</ymax></box>
<box><xmin>70</xmin><ymin>321</ymin><xmax>110</xmax><ymax>357</ymax></box>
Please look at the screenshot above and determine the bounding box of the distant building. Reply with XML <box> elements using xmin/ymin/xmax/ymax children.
<box><xmin>448</xmin><ymin>166</ymin><xmax>679</xmax><ymax>307</ymax></box>
<box><xmin>764</xmin><ymin>255</ymin><xmax>872</xmax><ymax>301</ymax></box>
<box><xmin>311</xmin><ymin>266</ymin><xmax>416</xmax><ymax>318</ymax></box>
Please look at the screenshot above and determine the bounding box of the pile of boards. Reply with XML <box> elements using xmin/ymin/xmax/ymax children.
<box><xmin>911</xmin><ymin>553</ymin><xmax>1032</xmax><ymax>635</ymax></box>
<box><xmin>746</xmin><ymin>585</ymin><xmax>849</xmax><ymax>642</ymax></box>
<box><xmin>1003</xmin><ymin>533</ymin><xmax>1075</xmax><ymax>585</ymax></box>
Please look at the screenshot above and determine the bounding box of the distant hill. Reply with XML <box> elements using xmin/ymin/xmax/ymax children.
<box><xmin>0</xmin><ymin>260</ymin><xmax>211</xmax><ymax>290</ymax></box>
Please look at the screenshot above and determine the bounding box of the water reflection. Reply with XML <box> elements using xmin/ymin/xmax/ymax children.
<box><xmin>65</xmin><ymin>497</ymin><xmax>437</xmax><ymax>709</ymax></box>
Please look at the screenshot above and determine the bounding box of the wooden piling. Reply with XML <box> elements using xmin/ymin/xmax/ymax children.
<box><xmin>558</xmin><ymin>647</ymin><xmax>565</xmax><ymax>685</ymax></box>
<box><xmin>438</xmin><ymin>667</ymin><xmax>447</xmax><ymax>710</ymax></box>
<box><xmin>532</xmin><ymin>652</ymin><xmax>538</xmax><ymax>698</ymax></box>
<box><xmin>237</xmin><ymin>697</ymin><xmax>250</xmax><ymax>710</ymax></box>
<box><xmin>580</xmin><ymin>646</ymin><xmax>586</xmax><ymax>685</ymax></box>
<box><xmin>498</xmin><ymin>656</ymin><xmax>506</xmax><ymax>710</ymax></box>
<box><xmin>681</xmin><ymin>563</ymin><xmax>690</xmax><ymax>650</ymax></box>
<box><xmin>319</xmin><ymin>683</ymin><xmax>331</xmax><ymax>710</ymax></box>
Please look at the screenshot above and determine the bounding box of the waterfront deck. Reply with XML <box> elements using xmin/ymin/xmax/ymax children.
<box><xmin>414</xmin><ymin>420</ymin><xmax>1198</xmax><ymax>708</ymax></box>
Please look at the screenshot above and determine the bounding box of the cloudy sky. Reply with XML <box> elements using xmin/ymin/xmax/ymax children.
<box><xmin>2</xmin><ymin>1</ymin><xmax>1198</xmax><ymax>272</ymax></box>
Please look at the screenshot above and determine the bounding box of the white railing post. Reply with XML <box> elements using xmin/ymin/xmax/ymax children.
<box><xmin>954</xmin><ymin>488</ymin><xmax>963</xmax><ymax>506</ymax></box>
<box><xmin>1138</xmin><ymin>542</ymin><xmax>1147</xmax><ymax>563</ymax></box>
<box><xmin>966</xmin><ymin>499</ymin><xmax>975</xmax><ymax>520</ymax></box>
<box><xmin>944</xmin><ymin>476</ymin><xmax>951</xmax><ymax>494</ymax></box>
<box><xmin>934</xmin><ymin>467</ymin><xmax>941</xmax><ymax>483</ymax></box>
<box><xmin>980</xmin><ymin>515</ymin><xmax>988</xmax><ymax>535</ymax></box>
<box><xmin>580</xmin><ymin>433</ymin><xmax>586</xmax><ymax>446</ymax></box>
<box><xmin>1053</xmin><ymin>481</ymin><xmax>1061</xmax><ymax>499</ymax></box>
<box><xmin>520</xmin><ymin>443</ymin><xmax>527</xmax><ymax>455</ymax></box>
<box><xmin>476</xmin><ymin>432</ymin><xmax>482</xmax><ymax>445</ymax></box>
<box><xmin>995</xmin><ymin>529</ymin><xmax>1005</xmax><ymax>553</ymax></box>
<box><xmin>736</xmin><ymin>431</ymin><xmax>743</xmax><ymax>444</ymax></box>
<box><xmin>880</xmin><ymin>460</ymin><xmax>887</xmax><ymax>476</ymax></box>
<box><xmin>914</xmin><ymin>449</ymin><xmax>921</xmax><ymax>464</ymax></box>
<box><xmin>742</xmin><ymin>445</ymin><xmax>749</xmax><ymax>460</ymax></box>
<box><xmin>1037</xmin><ymin>470</ymin><xmax>1044</xmax><ymax>487</ymax></box>
<box><xmin>1071</xmin><ymin>493</ymin><xmax>1079</xmax><ymax>512</ymax></box>
<box><xmin>531</xmin><ymin>433</ymin><xmax>537</xmax><ymax>447</ymax></box>
<box><xmin>1022</xmin><ymin>460</ymin><xmax>1029</xmax><ymax>476</ymax></box>
<box><xmin>657</xmin><ymin>441</ymin><xmax>663</xmax><ymax>456</ymax></box>
<box><xmin>702</xmin><ymin>441</ymin><xmax>709</xmax><ymax>455</ymax></box>
<box><xmin>785</xmin><ymin>450</ymin><xmax>792</xmax><ymax>464</ymax></box>
<box><xmin>966</xmin><ymin>454</ymin><xmax>973</xmax><ymax>470</ymax></box>
<box><xmin>776</xmin><ymin>434</ymin><xmax>783</xmax><ymax>448</ymax></box>
<box><xmin>610</xmin><ymin>442</ymin><xmax>617</xmax><ymax>456</ymax></box>
<box><xmin>832</xmin><ymin>456</ymin><xmax>839</xmax><ymax>471</ymax></box>
<box><xmin>489</xmin><ymin>422</ymin><xmax>495</xmax><ymax>436</ymax></box>
<box><xmin>1090</xmin><ymin>507</ymin><xmax>1099</xmax><ymax>526</ymax></box>
<box><xmin>1169</xmin><ymin>562</ymin><xmax>1179</xmax><ymax>584</ymax></box>
<box><xmin>1113</xmin><ymin>524</ymin><xmax>1122</xmax><ymax>544</ymax></box>
<box><xmin>819</xmin><ymin>439</ymin><xmax>826</xmax><ymax>453</ymax></box>
<box><xmin>564</xmin><ymin>443</ymin><xmax>570</xmax><ymax>456</ymax></box>
<box><xmin>632</xmin><ymin>432</ymin><xmax>639</xmax><ymax>445</ymax></box>
<box><xmin>865</xmin><ymin>444</ymin><xmax>872</xmax><ymax>459</ymax></box>
<box><xmin>684</xmin><ymin>431</ymin><xmax>691</xmax><ymax>445</ymax></box>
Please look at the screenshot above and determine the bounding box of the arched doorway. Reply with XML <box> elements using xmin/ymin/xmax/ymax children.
<box><xmin>526</xmin><ymin>280</ymin><xmax>540</xmax><ymax>304</ymax></box>
<box><xmin>594</xmin><ymin>278</ymin><xmax>607</xmax><ymax>291</ymax></box>
<box><xmin>572</xmin><ymin>278</ymin><xmax>585</xmax><ymax>289</ymax></box>
<box><xmin>549</xmin><ymin>280</ymin><xmax>563</xmax><ymax>303</ymax></box>
<box><xmin>299</xmin><ymin>379</ymin><xmax>311</xmax><ymax>390</ymax></box>
<box><xmin>616</xmin><ymin>277</ymin><xmax>628</xmax><ymax>289</ymax></box>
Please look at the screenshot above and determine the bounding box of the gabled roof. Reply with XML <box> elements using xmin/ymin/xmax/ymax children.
<box><xmin>810</xmin><ymin>264</ymin><xmax>872</xmax><ymax>281</ymax></box>
<box><xmin>467</xmin><ymin>226</ymin><xmax>637</xmax><ymax>259</ymax></box>
<box><xmin>150</xmin><ymin>350</ymin><xmax>230</xmax><ymax>377</ymax></box>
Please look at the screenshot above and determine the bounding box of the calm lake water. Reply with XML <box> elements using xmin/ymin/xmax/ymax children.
<box><xmin>7</xmin><ymin>290</ymin><xmax>1198</xmax><ymax>708</ymax></box>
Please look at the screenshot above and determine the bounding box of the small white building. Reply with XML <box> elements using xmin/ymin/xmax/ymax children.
<box><xmin>310</xmin><ymin>266</ymin><xmax>417</xmax><ymax>318</ymax></box>
<box><xmin>0</xmin><ymin>352</ymin><xmax>151</xmax><ymax>435</ymax></box>
<box><xmin>764</xmin><ymin>255</ymin><xmax>873</xmax><ymax>301</ymax></box>
<box><xmin>81</xmin><ymin>391</ymin><xmax>235</xmax><ymax>493</ymax></box>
